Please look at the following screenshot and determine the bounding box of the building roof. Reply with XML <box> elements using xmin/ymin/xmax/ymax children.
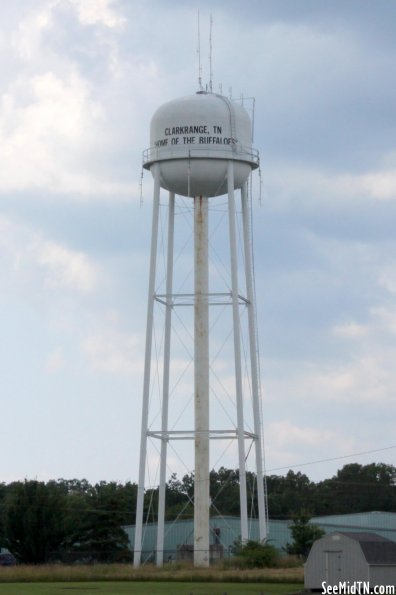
<box><xmin>339</xmin><ymin>532</ymin><xmax>396</xmax><ymax>565</ymax></box>
<box><xmin>313</xmin><ymin>511</ymin><xmax>396</xmax><ymax>530</ymax></box>
<box><xmin>312</xmin><ymin>512</ymin><xmax>396</xmax><ymax>543</ymax></box>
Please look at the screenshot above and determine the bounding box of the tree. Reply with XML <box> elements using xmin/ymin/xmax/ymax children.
<box><xmin>165</xmin><ymin>473</ymin><xmax>193</xmax><ymax>520</ymax></box>
<box><xmin>314</xmin><ymin>463</ymin><xmax>396</xmax><ymax>515</ymax></box>
<box><xmin>4</xmin><ymin>480</ymin><xmax>67</xmax><ymax>563</ymax></box>
<box><xmin>285</xmin><ymin>512</ymin><xmax>325</xmax><ymax>559</ymax></box>
<box><xmin>65</xmin><ymin>481</ymin><xmax>132</xmax><ymax>562</ymax></box>
<box><xmin>210</xmin><ymin>468</ymin><xmax>241</xmax><ymax>516</ymax></box>
<box><xmin>0</xmin><ymin>483</ymin><xmax>6</xmax><ymax>549</ymax></box>
<box><xmin>266</xmin><ymin>470</ymin><xmax>316</xmax><ymax>518</ymax></box>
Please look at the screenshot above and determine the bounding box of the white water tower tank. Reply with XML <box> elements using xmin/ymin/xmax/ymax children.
<box><xmin>143</xmin><ymin>91</ymin><xmax>259</xmax><ymax>197</ymax></box>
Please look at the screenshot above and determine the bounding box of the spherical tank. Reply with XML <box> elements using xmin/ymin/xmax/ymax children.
<box><xmin>143</xmin><ymin>92</ymin><xmax>259</xmax><ymax>198</ymax></box>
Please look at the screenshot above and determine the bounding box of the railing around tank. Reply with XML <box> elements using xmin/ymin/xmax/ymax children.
<box><xmin>142</xmin><ymin>143</ymin><xmax>260</xmax><ymax>168</ymax></box>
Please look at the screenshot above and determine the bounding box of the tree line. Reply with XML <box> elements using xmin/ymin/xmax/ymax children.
<box><xmin>0</xmin><ymin>462</ymin><xmax>395</xmax><ymax>564</ymax></box>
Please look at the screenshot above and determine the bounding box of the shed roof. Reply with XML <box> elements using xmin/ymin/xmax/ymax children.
<box><xmin>339</xmin><ymin>532</ymin><xmax>396</xmax><ymax>565</ymax></box>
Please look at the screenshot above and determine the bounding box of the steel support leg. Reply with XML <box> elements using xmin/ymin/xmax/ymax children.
<box><xmin>156</xmin><ymin>192</ymin><xmax>175</xmax><ymax>566</ymax></box>
<box><xmin>134</xmin><ymin>164</ymin><xmax>161</xmax><ymax>567</ymax></box>
<box><xmin>227</xmin><ymin>162</ymin><xmax>249</xmax><ymax>543</ymax></box>
<box><xmin>241</xmin><ymin>182</ymin><xmax>267</xmax><ymax>542</ymax></box>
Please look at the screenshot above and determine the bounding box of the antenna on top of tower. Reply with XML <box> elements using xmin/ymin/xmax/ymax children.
<box><xmin>209</xmin><ymin>14</ymin><xmax>213</xmax><ymax>92</ymax></box>
<box><xmin>197</xmin><ymin>10</ymin><xmax>203</xmax><ymax>92</ymax></box>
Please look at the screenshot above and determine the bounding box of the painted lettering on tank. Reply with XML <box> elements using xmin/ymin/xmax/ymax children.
<box><xmin>154</xmin><ymin>123</ymin><xmax>233</xmax><ymax>149</ymax></box>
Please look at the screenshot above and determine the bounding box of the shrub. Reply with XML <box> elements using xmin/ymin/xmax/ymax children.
<box><xmin>232</xmin><ymin>540</ymin><xmax>280</xmax><ymax>568</ymax></box>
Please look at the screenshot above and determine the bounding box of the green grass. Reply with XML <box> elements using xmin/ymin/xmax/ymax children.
<box><xmin>0</xmin><ymin>582</ymin><xmax>303</xmax><ymax>595</ymax></box>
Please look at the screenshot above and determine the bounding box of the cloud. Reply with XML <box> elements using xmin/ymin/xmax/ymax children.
<box><xmin>45</xmin><ymin>346</ymin><xmax>65</xmax><ymax>372</ymax></box>
<box><xmin>68</xmin><ymin>0</ymin><xmax>126</xmax><ymax>28</ymax></box>
<box><xmin>11</xmin><ymin>0</ymin><xmax>124</xmax><ymax>62</ymax></box>
<box><xmin>264</xmin><ymin>352</ymin><xmax>395</xmax><ymax>408</ymax></box>
<box><xmin>32</xmin><ymin>235</ymin><xmax>98</xmax><ymax>293</ymax></box>
<box><xmin>268</xmin><ymin>419</ymin><xmax>333</xmax><ymax>448</ymax></box>
<box><xmin>378</xmin><ymin>267</ymin><xmax>396</xmax><ymax>295</ymax></box>
<box><xmin>264</xmin><ymin>158</ymin><xmax>396</xmax><ymax>217</ymax></box>
<box><xmin>303</xmin><ymin>357</ymin><xmax>390</xmax><ymax>403</ymax></box>
<box><xmin>332</xmin><ymin>322</ymin><xmax>368</xmax><ymax>338</ymax></box>
<box><xmin>0</xmin><ymin>68</ymin><xmax>132</xmax><ymax>196</ymax></box>
<box><xmin>264</xmin><ymin>299</ymin><xmax>396</xmax><ymax>411</ymax></box>
<box><xmin>81</xmin><ymin>328</ymin><xmax>142</xmax><ymax>374</ymax></box>
<box><xmin>11</xmin><ymin>1</ymin><xmax>54</xmax><ymax>61</ymax></box>
<box><xmin>341</xmin><ymin>169</ymin><xmax>396</xmax><ymax>202</ymax></box>
<box><xmin>358</xmin><ymin>170</ymin><xmax>396</xmax><ymax>201</ymax></box>
<box><xmin>264</xmin><ymin>419</ymin><xmax>358</xmax><ymax>476</ymax></box>
<box><xmin>0</xmin><ymin>214</ymin><xmax>99</xmax><ymax>295</ymax></box>
<box><xmin>1</xmin><ymin>0</ymin><xmax>135</xmax><ymax>198</ymax></box>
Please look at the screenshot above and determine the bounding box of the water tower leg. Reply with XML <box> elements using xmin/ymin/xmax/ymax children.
<box><xmin>241</xmin><ymin>182</ymin><xmax>268</xmax><ymax>542</ymax></box>
<box><xmin>194</xmin><ymin>195</ymin><xmax>210</xmax><ymax>568</ymax></box>
<box><xmin>134</xmin><ymin>163</ymin><xmax>161</xmax><ymax>567</ymax></box>
<box><xmin>156</xmin><ymin>191</ymin><xmax>175</xmax><ymax>566</ymax></box>
<box><xmin>227</xmin><ymin>161</ymin><xmax>249</xmax><ymax>543</ymax></box>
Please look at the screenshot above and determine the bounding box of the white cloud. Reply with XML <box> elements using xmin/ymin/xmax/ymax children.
<box><xmin>1</xmin><ymin>1</ymin><xmax>134</xmax><ymax>198</ymax></box>
<box><xmin>0</xmin><ymin>69</ymin><xmax>114</xmax><ymax>195</ymax></box>
<box><xmin>265</xmin><ymin>158</ymin><xmax>396</xmax><ymax>212</ymax></box>
<box><xmin>32</xmin><ymin>236</ymin><xmax>98</xmax><ymax>293</ymax></box>
<box><xmin>332</xmin><ymin>322</ymin><xmax>368</xmax><ymax>338</ymax></box>
<box><xmin>82</xmin><ymin>328</ymin><xmax>142</xmax><ymax>374</ymax></box>
<box><xmin>308</xmin><ymin>358</ymin><xmax>384</xmax><ymax>400</ymax></box>
<box><xmin>11</xmin><ymin>2</ymin><xmax>54</xmax><ymax>61</ymax></box>
<box><xmin>264</xmin><ymin>295</ymin><xmax>396</xmax><ymax>411</ymax></box>
<box><xmin>378</xmin><ymin>267</ymin><xmax>396</xmax><ymax>295</ymax></box>
<box><xmin>263</xmin><ymin>415</ymin><xmax>396</xmax><ymax>479</ymax></box>
<box><xmin>268</xmin><ymin>419</ymin><xmax>333</xmax><ymax>448</ymax></box>
<box><xmin>277</xmin><ymin>305</ymin><xmax>396</xmax><ymax>411</ymax></box>
<box><xmin>11</xmin><ymin>0</ymin><xmax>124</xmax><ymax>63</ymax></box>
<box><xmin>68</xmin><ymin>0</ymin><xmax>125</xmax><ymax>29</ymax></box>
<box><xmin>0</xmin><ymin>214</ymin><xmax>99</xmax><ymax>295</ymax></box>
<box><xmin>281</xmin><ymin>354</ymin><xmax>395</xmax><ymax>406</ymax></box>
<box><xmin>338</xmin><ymin>163</ymin><xmax>396</xmax><ymax>202</ymax></box>
<box><xmin>45</xmin><ymin>347</ymin><xmax>65</xmax><ymax>372</ymax></box>
<box><xmin>263</xmin><ymin>419</ymin><xmax>358</xmax><ymax>476</ymax></box>
<box><xmin>358</xmin><ymin>170</ymin><xmax>396</xmax><ymax>201</ymax></box>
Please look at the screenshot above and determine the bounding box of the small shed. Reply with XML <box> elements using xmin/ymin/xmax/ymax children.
<box><xmin>305</xmin><ymin>532</ymin><xmax>396</xmax><ymax>589</ymax></box>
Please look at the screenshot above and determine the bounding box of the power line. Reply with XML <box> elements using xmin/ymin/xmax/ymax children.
<box><xmin>266</xmin><ymin>444</ymin><xmax>396</xmax><ymax>474</ymax></box>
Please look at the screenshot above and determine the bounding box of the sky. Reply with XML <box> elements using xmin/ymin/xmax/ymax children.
<box><xmin>1</xmin><ymin>0</ymin><xmax>396</xmax><ymax>487</ymax></box>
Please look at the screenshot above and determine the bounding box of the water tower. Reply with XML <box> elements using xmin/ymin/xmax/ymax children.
<box><xmin>134</xmin><ymin>90</ymin><xmax>267</xmax><ymax>567</ymax></box>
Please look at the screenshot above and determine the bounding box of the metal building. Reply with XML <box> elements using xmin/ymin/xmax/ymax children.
<box><xmin>125</xmin><ymin>512</ymin><xmax>396</xmax><ymax>565</ymax></box>
<box><xmin>133</xmin><ymin>88</ymin><xmax>267</xmax><ymax>568</ymax></box>
<box><xmin>312</xmin><ymin>511</ymin><xmax>396</xmax><ymax>543</ymax></box>
<box><xmin>125</xmin><ymin>516</ymin><xmax>291</xmax><ymax>563</ymax></box>
<box><xmin>305</xmin><ymin>532</ymin><xmax>396</xmax><ymax>589</ymax></box>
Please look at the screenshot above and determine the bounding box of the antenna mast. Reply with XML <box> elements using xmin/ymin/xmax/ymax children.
<box><xmin>209</xmin><ymin>14</ymin><xmax>213</xmax><ymax>93</ymax></box>
<box><xmin>197</xmin><ymin>10</ymin><xmax>203</xmax><ymax>91</ymax></box>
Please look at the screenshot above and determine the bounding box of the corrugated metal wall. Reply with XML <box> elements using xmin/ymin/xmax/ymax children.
<box><xmin>124</xmin><ymin>516</ymin><xmax>292</xmax><ymax>561</ymax></box>
<box><xmin>124</xmin><ymin>512</ymin><xmax>396</xmax><ymax>561</ymax></box>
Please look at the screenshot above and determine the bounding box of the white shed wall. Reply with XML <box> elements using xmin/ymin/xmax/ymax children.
<box><xmin>305</xmin><ymin>534</ymin><xmax>369</xmax><ymax>589</ymax></box>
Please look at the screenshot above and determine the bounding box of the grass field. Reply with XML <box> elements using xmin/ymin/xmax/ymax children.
<box><xmin>0</xmin><ymin>563</ymin><xmax>304</xmax><ymax>595</ymax></box>
<box><xmin>0</xmin><ymin>581</ymin><xmax>303</xmax><ymax>595</ymax></box>
<box><xmin>0</xmin><ymin>564</ymin><xmax>303</xmax><ymax>584</ymax></box>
